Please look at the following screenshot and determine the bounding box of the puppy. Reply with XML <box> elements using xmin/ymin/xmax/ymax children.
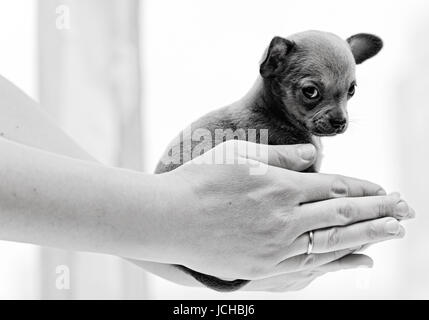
<box><xmin>155</xmin><ymin>30</ymin><xmax>383</xmax><ymax>292</ymax></box>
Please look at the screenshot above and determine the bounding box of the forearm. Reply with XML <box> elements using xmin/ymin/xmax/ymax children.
<box><xmin>0</xmin><ymin>72</ymin><xmax>204</xmax><ymax>287</ymax></box>
<box><xmin>0</xmin><ymin>137</ymin><xmax>170</xmax><ymax>261</ymax></box>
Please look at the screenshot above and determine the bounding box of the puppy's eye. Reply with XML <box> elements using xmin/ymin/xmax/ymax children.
<box><xmin>348</xmin><ymin>84</ymin><xmax>356</xmax><ymax>97</ymax></box>
<box><xmin>302</xmin><ymin>86</ymin><xmax>320</xmax><ymax>100</ymax></box>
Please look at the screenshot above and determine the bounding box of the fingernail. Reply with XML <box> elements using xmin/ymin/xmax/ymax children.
<box><xmin>385</xmin><ymin>219</ymin><xmax>400</xmax><ymax>235</ymax></box>
<box><xmin>298</xmin><ymin>144</ymin><xmax>316</xmax><ymax>161</ymax></box>
<box><xmin>409</xmin><ymin>208</ymin><xmax>416</xmax><ymax>219</ymax></box>
<box><xmin>359</xmin><ymin>264</ymin><xmax>372</xmax><ymax>269</ymax></box>
<box><xmin>395</xmin><ymin>201</ymin><xmax>409</xmax><ymax>218</ymax></box>
<box><xmin>377</xmin><ymin>189</ymin><xmax>387</xmax><ymax>196</ymax></box>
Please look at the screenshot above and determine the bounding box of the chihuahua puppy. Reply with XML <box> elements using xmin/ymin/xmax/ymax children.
<box><xmin>155</xmin><ymin>30</ymin><xmax>383</xmax><ymax>291</ymax></box>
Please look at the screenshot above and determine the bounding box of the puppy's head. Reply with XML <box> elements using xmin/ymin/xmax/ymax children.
<box><xmin>260</xmin><ymin>30</ymin><xmax>383</xmax><ymax>136</ymax></box>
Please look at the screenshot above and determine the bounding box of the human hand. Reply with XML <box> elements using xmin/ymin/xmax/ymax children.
<box><xmin>242</xmin><ymin>253</ymin><xmax>373</xmax><ymax>292</ymax></box>
<box><xmin>153</xmin><ymin>140</ymin><xmax>414</xmax><ymax>280</ymax></box>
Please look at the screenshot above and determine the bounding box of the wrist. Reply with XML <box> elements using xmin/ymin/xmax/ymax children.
<box><xmin>110</xmin><ymin>169</ymin><xmax>190</xmax><ymax>264</ymax></box>
<box><xmin>145</xmin><ymin>171</ymin><xmax>193</xmax><ymax>265</ymax></box>
<box><xmin>95</xmin><ymin>168</ymin><xmax>167</xmax><ymax>260</ymax></box>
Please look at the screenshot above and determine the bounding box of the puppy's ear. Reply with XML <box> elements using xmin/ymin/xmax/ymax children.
<box><xmin>260</xmin><ymin>37</ymin><xmax>295</xmax><ymax>78</ymax></box>
<box><xmin>347</xmin><ymin>33</ymin><xmax>383</xmax><ymax>64</ymax></box>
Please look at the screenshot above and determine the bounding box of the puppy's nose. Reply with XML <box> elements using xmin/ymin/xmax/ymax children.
<box><xmin>329</xmin><ymin>118</ymin><xmax>347</xmax><ymax>129</ymax></box>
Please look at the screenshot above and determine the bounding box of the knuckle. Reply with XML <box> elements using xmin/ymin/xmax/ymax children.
<box><xmin>280</xmin><ymin>211</ymin><xmax>299</xmax><ymax>236</ymax></box>
<box><xmin>366</xmin><ymin>221</ymin><xmax>380</xmax><ymax>240</ymax></box>
<box><xmin>336</xmin><ymin>200</ymin><xmax>357</xmax><ymax>222</ymax></box>
<box><xmin>330</xmin><ymin>176</ymin><xmax>350</xmax><ymax>198</ymax></box>
<box><xmin>327</xmin><ymin>227</ymin><xmax>341</xmax><ymax>248</ymax></box>
<box><xmin>267</xmin><ymin>214</ymin><xmax>287</xmax><ymax>234</ymax></box>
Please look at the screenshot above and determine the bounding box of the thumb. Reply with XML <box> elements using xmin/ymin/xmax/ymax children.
<box><xmin>242</xmin><ymin>143</ymin><xmax>317</xmax><ymax>172</ymax></box>
<box><xmin>267</xmin><ymin>144</ymin><xmax>317</xmax><ymax>171</ymax></box>
<box><xmin>228</xmin><ymin>141</ymin><xmax>316</xmax><ymax>171</ymax></box>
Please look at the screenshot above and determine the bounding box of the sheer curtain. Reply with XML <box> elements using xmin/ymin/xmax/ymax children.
<box><xmin>0</xmin><ymin>0</ymin><xmax>38</xmax><ymax>299</ymax></box>
<box><xmin>38</xmin><ymin>0</ymin><xmax>147</xmax><ymax>299</ymax></box>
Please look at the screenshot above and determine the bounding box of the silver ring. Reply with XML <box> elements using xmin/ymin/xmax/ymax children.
<box><xmin>307</xmin><ymin>231</ymin><xmax>314</xmax><ymax>255</ymax></box>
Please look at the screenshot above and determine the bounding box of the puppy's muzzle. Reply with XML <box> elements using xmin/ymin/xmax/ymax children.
<box><xmin>329</xmin><ymin>117</ymin><xmax>347</xmax><ymax>132</ymax></box>
<box><xmin>312</xmin><ymin>116</ymin><xmax>348</xmax><ymax>136</ymax></box>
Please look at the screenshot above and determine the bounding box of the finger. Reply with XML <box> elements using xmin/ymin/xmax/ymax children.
<box><xmin>316</xmin><ymin>254</ymin><xmax>374</xmax><ymax>273</ymax></box>
<box><xmin>295</xmin><ymin>194</ymin><xmax>414</xmax><ymax>234</ymax></box>
<box><xmin>244</xmin><ymin>254</ymin><xmax>372</xmax><ymax>292</ymax></box>
<box><xmin>229</xmin><ymin>140</ymin><xmax>317</xmax><ymax>171</ymax></box>
<box><xmin>294</xmin><ymin>172</ymin><xmax>386</xmax><ymax>204</ymax></box>
<box><xmin>290</xmin><ymin>254</ymin><xmax>373</xmax><ymax>289</ymax></box>
<box><xmin>243</xmin><ymin>270</ymin><xmax>315</xmax><ymax>293</ymax></box>
<box><xmin>261</xmin><ymin>144</ymin><xmax>317</xmax><ymax>171</ymax></box>
<box><xmin>291</xmin><ymin>218</ymin><xmax>405</xmax><ymax>256</ymax></box>
<box><xmin>273</xmin><ymin>249</ymin><xmax>354</xmax><ymax>276</ymax></box>
<box><xmin>264</xmin><ymin>254</ymin><xmax>372</xmax><ymax>292</ymax></box>
<box><xmin>383</xmin><ymin>192</ymin><xmax>416</xmax><ymax>221</ymax></box>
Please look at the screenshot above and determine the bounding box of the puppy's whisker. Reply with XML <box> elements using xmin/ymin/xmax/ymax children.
<box><xmin>348</xmin><ymin>118</ymin><xmax>367</xmax><ymax>124</ymax></box>
<box><xmin>349</xmin><ymin>122</ymin><xmax>365</xmax><ymax>128</ymax></box>
<box><xmin>348</xmin><ymin>119</ymin><xmax>369</xmax><ymax>128</ymax></box>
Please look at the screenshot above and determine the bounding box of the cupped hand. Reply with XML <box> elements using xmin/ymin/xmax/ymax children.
<box><xmin>243</xmin><ymin>253</ymin><xmax>373</xmax><ymax>292</ymax></box>
<box><xmin>156</xmin><ymin>140</ymin><xmax>414</xmax><ymax>281</ymax></box>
